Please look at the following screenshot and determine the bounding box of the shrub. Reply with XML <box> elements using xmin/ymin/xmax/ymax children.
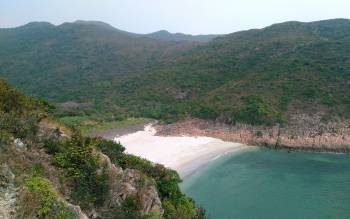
<box><xmin>19</xmin><ymin>176</ymin><xmax>76</xmax><ymax>219</ymax></box>
<box><xmin>52</xmin><ymin>132</ymin><xmax>109</xmax><ymax>209</ymax></box>
<box><xmin>95</xmin><ymin>138</ymin><xmax>125</xmax><ymax>163</ymax></box>
<box><xmin>235</xmin><ymin>95</ymin><xmax>284</xmax><ymax>125</ymax></box>
<box><xmin>121</xmin><ymin>196</ymin><xmax>143</xmax><ymax>219</ymax></box>
<box><xmin>0</xmin><ymin>130</ymin><xmax>11</xmax><ymax>147</ymax></box>
<box><xmin>0</xmin><ymin>79</ymin><xmax>43</xmax><ymax>140</ymax></box>
<box><xmin>43</xmin><ymin>139</ymin><xmax>61</xmax><ymax>154</ymax></box>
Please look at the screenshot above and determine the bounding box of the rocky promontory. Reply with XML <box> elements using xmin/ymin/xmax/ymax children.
<box><xmin>155</xmin><ymin>114</ymin><xmax>350</xmax><ymax>153</ymax></box>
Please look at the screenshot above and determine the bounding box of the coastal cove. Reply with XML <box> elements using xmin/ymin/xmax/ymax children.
<box><xmin>113</xmin><ymin>124</ymin><xmax>245</xmax><ymax>178</ymax></box>
<box><xmin>108</xmin><ymin>123</ymin><xmax>350</xmax><ymax>218</ymax></box>
<box><xmin>181</xmin><ymin>148</ymin><xmax>350</xmax><ymax>219</ymax></box>
<box><xmin>3</xmin><ymin>10</ymin><xmax>350</xmax><ymax>218</ymax></box>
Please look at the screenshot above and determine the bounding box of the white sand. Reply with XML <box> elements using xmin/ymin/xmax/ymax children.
<box><xmin>114</xmin><ymin>124</ymin><xmax>245</xmax><ymax>178</ymax></box>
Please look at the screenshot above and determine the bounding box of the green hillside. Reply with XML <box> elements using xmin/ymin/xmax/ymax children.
<box><xmin>0</xmin><ymin>21</ymin><xmax>196</xmax><ymax>104</ymax></box>
<box><xmin>1</xmin><ymin>19</ymin><xmax>350</xmax><ymax>125</ymax></box>
<box><xmin>110</xmin><ymin>19</ymin><xmax>350</xmax><ymax>124</ymax></box>
<box><xmin>0</xmin><ymin>79</ymin><xmax>205</xmax><ymax>218</ymax></box>
<box><xmin>0</xmin><ymin>79</ymin><xmax>46</xmax><ymax>141</ymax></box>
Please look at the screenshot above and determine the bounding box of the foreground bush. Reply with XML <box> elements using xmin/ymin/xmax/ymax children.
<box><xmin>49</xmin><ymin>132</ymin><xmax>109</xmax><ymax>209</ymax></box>
<box><xmin>17</xmin><ymin>176</ymin><xmax>76</xmax><ymax>219</ymax></box>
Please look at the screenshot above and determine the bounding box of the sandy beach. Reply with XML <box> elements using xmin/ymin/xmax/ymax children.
<box><xmin>114</xmin><ymin>124</ymin><xmax>245</xmax><ymax>178</ymax></box>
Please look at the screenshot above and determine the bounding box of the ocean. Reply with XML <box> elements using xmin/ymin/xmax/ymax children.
<box><xmin>181</xmin><ymin>147</ymin><xmax>350</xmax><ymax>219</ymax></box>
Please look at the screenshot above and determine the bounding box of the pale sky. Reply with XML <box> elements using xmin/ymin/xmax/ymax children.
<box><xmin>0</xmin><ymin>0</ymin><xmax>349</xmax><ymax>34</ymax></box>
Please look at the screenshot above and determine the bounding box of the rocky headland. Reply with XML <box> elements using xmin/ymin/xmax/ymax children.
<box><xmin>155</xmin><ymin>114</ymin><xmax>350</xmax><ymax>153</ymax></box>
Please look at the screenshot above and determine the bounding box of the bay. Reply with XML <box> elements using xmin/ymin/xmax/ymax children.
<box><xmin>181</xmin><ymin>147</ymin><xmax>350</xmax><ymax>219</ymax></box>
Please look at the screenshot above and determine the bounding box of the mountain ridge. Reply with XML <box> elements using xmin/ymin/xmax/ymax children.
<box><xmin>145</xmin><ymin>29</ymin><xmax>219</xmax><ymax>42</ymax></box>
<box><xmin>0</xmin><ymin>18</ymin><xmax>349</xmax><ymax>125</ymax></box>
<box><xmin>2</xmin><ymin>20</ymin><xmax>219</xmax><ymax>42</ymax></box>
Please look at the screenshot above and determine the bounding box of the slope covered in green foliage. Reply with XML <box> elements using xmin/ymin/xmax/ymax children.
<box><xmin>0</xmin><ymin>79</ymin><xmax>205</xmax><ymax>218</ymax></box>
<box><xmin>0</xmin><ymin>21</ymin><xmax>197</xmax><ymax>104</ymax></box>
<box><xmin>1</xmin><ymin>19</ymin><xmax>350</xmax><ymax>125</ymax></box>
<box><xmin>0</xmin><ymin>79</ymin><xmax>45</xmax><ymax>141</ymax></box>
<box><xmin>108</xmin><ymin>19</ymin><xmax>350</xmax><ymax>124</ymax></box>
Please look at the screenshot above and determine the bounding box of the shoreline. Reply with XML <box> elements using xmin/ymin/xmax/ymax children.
<box><xmin>113</xmin><ymin>124</ymin><xmax>245</xmax><ymax>178</ymax></box>
<box><xmin>155</xmin><ymin>118</ymin><xmax>350</xmax><ymax>154</ymax></box>
<box><xmin>92</xmin><ymin>116</ymin><xmax>350</xmax><ymax>179</ymax></box>
<box><xmin>177</xmin><ymin>145</ymin><xmax>245</xmax><ymax>179</ymax></box>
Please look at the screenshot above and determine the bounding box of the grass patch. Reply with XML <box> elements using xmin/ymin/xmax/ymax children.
<box><xmin>57</xmin><ymin>116</ymin><xmax>92</xmax><ymax>129</ymax></box>
<box><xmin>80</xmin><ymin>117</ymin><xmax>152</xmax><ymax>135</ymax></box>
<box><xmin>18</xmin><ymin>176</ymin><xmax>76</xmax><ymax>219</ymax></box>
<box><xmin>57</xmin><ymin>116</ymin><xmax>151</xmax><ymax>135</ymax></box>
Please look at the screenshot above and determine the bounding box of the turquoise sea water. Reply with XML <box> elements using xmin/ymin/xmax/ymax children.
<box><xmin>181</xmin><ymin>147</ymin><xmax>350</xmax><ymax>219</ymax></box>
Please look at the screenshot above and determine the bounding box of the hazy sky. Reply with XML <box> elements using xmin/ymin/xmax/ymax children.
<box><xmin>1</xmin><ymin>0</ymin><xmax>349</xmax><ymax>34</ymax></box>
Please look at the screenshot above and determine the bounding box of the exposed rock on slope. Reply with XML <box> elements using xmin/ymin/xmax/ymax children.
<box><xmin>0</xmin><ymin>164</ymin><xmax>18</xmax><ymax>219</ymax></box>
<box><xmin>99</xmin><ymin>153</ymin><xmax>164</xmax><ymax>217</ymax></box>
<box><xmin>67</xmin><ymin>204</ymin><xmax>89</xmax><ymax>219</ymax></box>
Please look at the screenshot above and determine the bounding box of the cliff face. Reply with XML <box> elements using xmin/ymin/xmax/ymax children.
<box><xmin>155</xmin><ymin>115</ymin><xmax>350</xmax><ymax>153</ymax></box>
<box><xmin>98</xmin><ymin>153</ymin><xmax>164</xmax><ymax>218</ymax></box>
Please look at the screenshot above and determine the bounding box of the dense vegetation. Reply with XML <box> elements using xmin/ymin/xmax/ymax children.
<box><xmin>47</xmin><ymin>133</ymin><xmax>110</xmax><ymax>209</ymax></box>
<box><xmin>0</xmin><ymin>79</ymin><xmax>45</xmax><ymax>142</ymax></box>
<box><xmin>0</xmin><ymin>79</ymin><xmax>205</xmax><ymax>218</ymax></box>
<box><xmin>112</xmin><ymin>19</ymin><xmax>350</xmax><ymax>125</ymax></box>
<box><xmin>1</xmin><ymin>19</ymin><xmax>350</xmax><ymax>126</ymax></box>
<box><xmin>0</xmin><ymin>21</ymin><xmax>196</xmax><ymax>109</ymax></box>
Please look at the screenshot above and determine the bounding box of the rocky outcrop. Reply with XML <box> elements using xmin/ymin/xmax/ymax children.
<box><xmin>0</xmin><ymin>164</ymin><xmax>18</xmax><ymax>219</ymax></box>
<box><xmin>38</xmin><ymin>118</ymin><xmax>70</xmax><ymax>140</ymax></box>
<box><xmin>37</xmin><ymin>122</ymin><xmax>164</xmax><ymax>218</ymax></box>
<box><xmin>116</xmin><ymin>169</ymin><xmax>163</xmax><ymax>214</ymax></box>
<box><xmin>155</xmin><ymin>115</ymin><xmax>350</xmax><ymax>153</ymax></box>
<box><xmin>67</xmin><ymin>203</ymin><xmax>90</xmax><ymax>219</ymax></box>
<box><xmin>98</xmin><ymin>153</ymin><xmax>164</xmax><ymax>217</ymax></box>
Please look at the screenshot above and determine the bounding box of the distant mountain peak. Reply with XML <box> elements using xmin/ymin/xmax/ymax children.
<box><xmin>146</xmin><ymin>30</ymin><xmax>219</xmax><ymax>42</ymax></box>
<box><xmin>155</xmin><ymin>30</ymin><xmax>171</xmax><ymax>34</ymax></box>
<box><xmin>73</xmin><ymin>20</ymin><xmax>113</xmax><ymax>28</ymax></box>
<box><xmin>20</xmin><ymin>21</ymin><xmax>55</xmax><ymax>29</ymax></box>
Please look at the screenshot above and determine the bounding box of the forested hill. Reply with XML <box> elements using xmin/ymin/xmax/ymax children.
<box><xmin>0</xmin><ymin>21</ymin><xmax>199</xmax><ymax>102</ymax></box>
<box><xmin>1</xmin><ymin>19</ymin><xmax>350</xmax><ymax>125</ymax></box>
<box><xmin>112</xmin><ymin>19</ymin><xmax>350</xmax><ymax>124</ymax></box>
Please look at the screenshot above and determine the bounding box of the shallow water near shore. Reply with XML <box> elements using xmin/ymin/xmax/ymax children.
<box><xmin>181</xmin><ymin>147</ymin><xmax>350</xmax><ymax>219</ymax></box>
